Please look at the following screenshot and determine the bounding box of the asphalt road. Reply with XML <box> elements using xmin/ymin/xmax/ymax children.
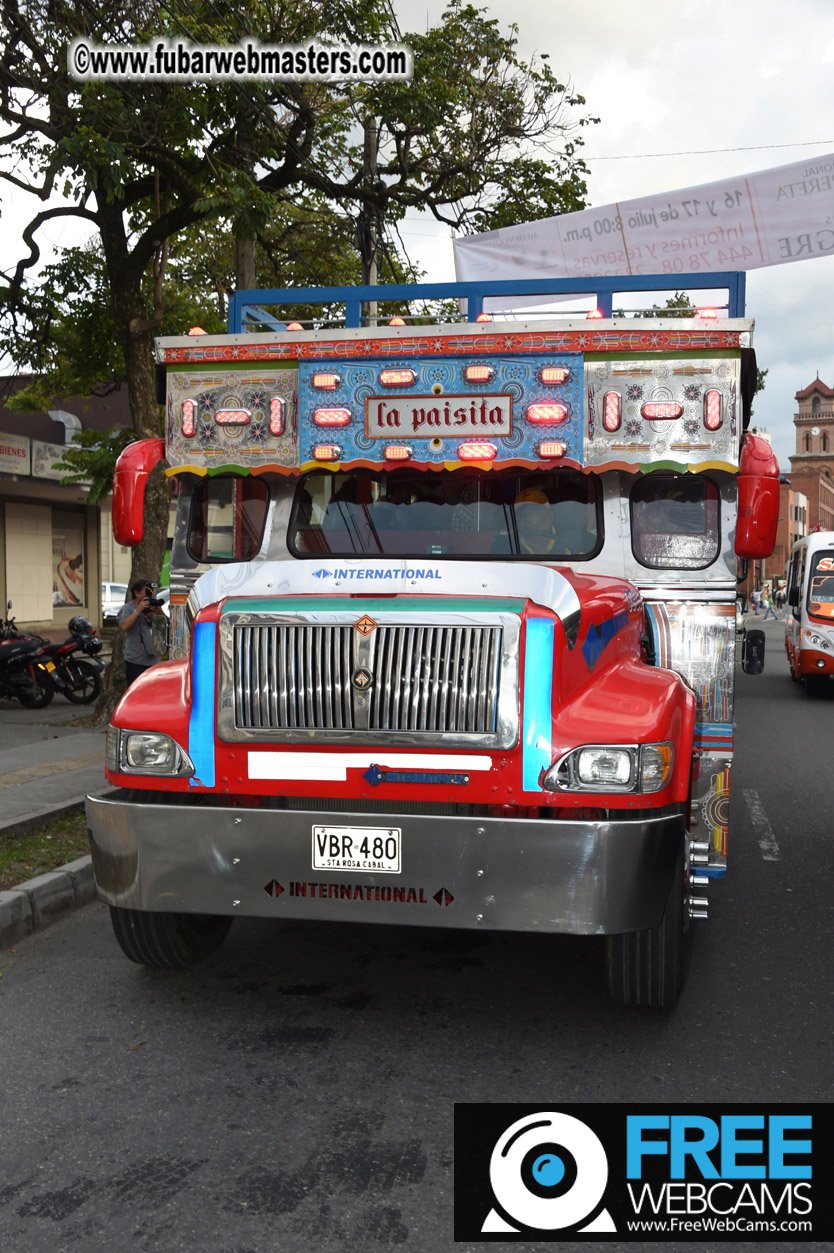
<box><xmin>0</xmin><ymin>614</ymin><xmax>830</xmax><ymax>1252</ymax></box>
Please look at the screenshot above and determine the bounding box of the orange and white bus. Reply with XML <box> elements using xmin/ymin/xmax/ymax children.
<box><xmin>785</xmin><ymin>530</ymin><xmax>834</xmax><ymax>692</ymax></box>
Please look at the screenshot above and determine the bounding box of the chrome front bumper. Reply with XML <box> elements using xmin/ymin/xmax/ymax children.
<box><xmin>85</xmin><ymin>796</ymin><xmax>684</xmax><ymax>936</ymax></box>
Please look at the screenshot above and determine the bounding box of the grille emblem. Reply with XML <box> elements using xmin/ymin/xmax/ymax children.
<box><xmin>352</xmin><ymin>667</ymin><xmax>374</xmax><ymax>690</ymax></box>
<box><xmin>353</xmin><ymin>613</ymin><xmax>378</xmax><ymax>637</ymax></box>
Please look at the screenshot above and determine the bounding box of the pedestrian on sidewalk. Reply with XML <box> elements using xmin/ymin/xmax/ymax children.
<box><xmin>762</xmin><ymin>593</ymin><xmax>778</xmax><ymax>621</ymax></box>
<box><xmin>751</xmin><ymin>587</ymin><xmax>761</xmax><ymax>615</ymax></box>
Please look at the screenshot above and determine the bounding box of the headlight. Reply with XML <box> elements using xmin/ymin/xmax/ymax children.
<box><xmin>543</xmin><ymin>742</ymin><xmax>674</xmax><ymax>794</ymax></box>
<box><xmin>107</xmin><ymin>726</ymin><xmax>193</xmax><ymax>776</ymax></box>
<box><xmin>577</xmin><ymin>747</ymin><xmax>634</xmax><ymax>788</ymax></box>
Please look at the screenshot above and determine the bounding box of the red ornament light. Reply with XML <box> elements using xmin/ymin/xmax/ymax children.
<box><xmin>641</xmin><ymin>402</ymin><xmax>683</xmax><ymax>420</ymax></box>
<box><xmin>181</xmin><ymin>399</ymin><xmax>196</xmax><ymax>437</ymax></box>
<box><xmin>539</xmin><ymin>366</ymin><xmax>570</xmax><ymax>385</ymax></box>
<box><xmin>527</xmin><ymin>403</ymin><xmax>568</xmax><ymax>425</ymax></box>
<box><xmin>313</xmin><ymin>444</ymin><xmax>341</xmax><ymax>461</ymax></box>
<box><xmin>602</xmin><ymin>391</ymin><xmax>621</xmax><ymax>433</ymax></box>
<box><xmin>704</xmin><ymin>389</ymin><xmax>723</xmax><ymax>431</ymax></box>
<box><xmin>313</xmin><ymin>408</ymin><xmax>351</xmax><ymax>427</ymax></box>
<box><xmin>379</xmin><ymin>368</ymin><xmax>416</xmax><ymax>387</ymax></box>
<box><xmin>463</xmin><ymin>365</ymin><xmax>495</xmax><ymax>383</ymax></box>
<box><xmin>458</xmin><ymin>441</ymin><xmax>497</xmax><ymax>460</ymax></box>
<box><xmin>269</xmin><ymin>397</ymin><xmax>285</xmax><ymax>436</ymax></box>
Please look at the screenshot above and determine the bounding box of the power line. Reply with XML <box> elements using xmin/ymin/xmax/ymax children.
<box><xmin>584</xmin><ymin>139</ymin><xmax>834</xmax><ymax>162</ymax></box>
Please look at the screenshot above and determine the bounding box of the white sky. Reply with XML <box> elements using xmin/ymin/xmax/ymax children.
<box><xmin>3</xmin><ymin>0</ymin><xmax>834</xmax><ymax>472</ymax></box>
<box><xmin>392</xmin><ymin>0</ymin><xmax>834</xmax><ymax>473</ymax></box>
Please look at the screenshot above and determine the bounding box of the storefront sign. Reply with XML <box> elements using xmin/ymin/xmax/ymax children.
<box><xmin>31</xmin><ymin>439</ymin><xmax>69</xmax><ymax>481</ymax></box>
<box><xmin>0</xmin><ymin>432</ymin><xmax>31</xmax><ymax>476</ymax></box>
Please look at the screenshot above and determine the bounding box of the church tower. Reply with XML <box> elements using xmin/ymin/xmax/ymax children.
<box><xmin>789</xmin><ymin>378</ymin><xmax>834</xmax><ymax>531</ymax></box>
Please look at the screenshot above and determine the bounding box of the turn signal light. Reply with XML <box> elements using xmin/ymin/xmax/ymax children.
<box><xmin>641</xmin><ymin>402</ymin><xmax>682</xmax><ymax>420</ymax></box>
<box><xmin>458</xmin><ymin>442</ymin><xmax>497</xmax><ymax>460</ymax></box>
<box><xmin>181</xmin><ymin>399</ymin><xmax>196</xmax><ymax>437</ymax></box>
<box><xmin>313</xmin><ymin>408</ymin><xmax>351</xmax><ymax>426</ymax></box>
<box><xmin>384</xmin><ymin>445</ymin><xmax>412</xmax><ymax>461</ymax></box>
<box><xmin>537</xmin><ymin>441</ymin><xmax>566</xmax><ymax>459</ymax></box>
<box><xmin>527</xmin><ymin>403</ymin><xmax>568</xmax><ymax>425</ymax></box>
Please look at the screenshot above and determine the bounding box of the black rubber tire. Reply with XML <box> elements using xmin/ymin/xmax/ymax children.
<box><xmin>606</xmin><ymin>840</ymin><xmax>688</xmax><ymax>1010</ymax></box>
<box><xmin>109</xmin><ymin>905</ymin><xmax>232</xmax><ymax>969</ymax></box>
<box><xmin>17</xmin><ymin>668</ymin><xmax>55</xmax><ymax>709</ymax></box>
<box><xmin>62</xmin><ymin>658</ymin><xmax>102</xmax><ymax>704</ymax></box>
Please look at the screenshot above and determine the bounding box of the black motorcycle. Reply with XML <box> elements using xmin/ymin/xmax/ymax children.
<box><xmin>40</xmin><ymin>616</ymin><xmax>105</xmax><ymax>705</ymax></box>
<box><xmin>0</xmin><ymin>610</ymin><xmax>104</xmax><ymax>705</ymax></box>
<box><xmin>0</xmin><ymin>607</ymin><xmax>55</xmax><ymax>708</ymax></box>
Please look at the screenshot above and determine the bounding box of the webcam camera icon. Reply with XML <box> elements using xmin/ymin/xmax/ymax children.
<box><xmin>482</xmin><ymin>1111</ymin><xmax>616</xmax><ymax>1234</ymax></box>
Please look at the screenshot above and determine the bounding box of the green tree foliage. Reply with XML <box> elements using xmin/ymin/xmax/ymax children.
<box><xmin>0</xmin><ymin>0</ymin><xmax>596</xmax><ymax>614</ymax></box>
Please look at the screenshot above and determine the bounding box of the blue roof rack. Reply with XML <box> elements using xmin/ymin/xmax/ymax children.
<box><xmin>227</xmin><ymin>272</ymin><xmax>746</xmax><ymax>332</ymax></box>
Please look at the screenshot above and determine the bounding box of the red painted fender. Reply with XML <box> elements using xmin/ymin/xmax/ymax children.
<box><xmin>112</xmin><ymin>438</ymin><xmax>165</xmax><ymax>546</ymax></box>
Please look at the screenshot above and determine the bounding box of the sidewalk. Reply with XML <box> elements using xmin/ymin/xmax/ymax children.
<box><xmin>0</xmin><ymin>699</ymin><xmax>112</xmax><ymax>837</ymax></box>
<box><xmin>0</xmin><ymin>699</ymin><xmax>112</xmax><ymax>946</ymax></box>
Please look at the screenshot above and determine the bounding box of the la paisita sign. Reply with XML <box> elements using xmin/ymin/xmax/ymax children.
<box><xmin>454</xmin><ymin>152</ymin><xmax>834</xmax><ymax>282</ymax></box>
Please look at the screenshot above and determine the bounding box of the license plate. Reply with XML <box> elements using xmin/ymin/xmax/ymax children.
<box><xmin>42</xmin><ymin>661</ymin><xmax>56</xmax><ymax>672</ymax></box>
<box><xmin>312</xmin><ymin>825</ymin><xmax>401</xmax><ymax>874</ymax></box>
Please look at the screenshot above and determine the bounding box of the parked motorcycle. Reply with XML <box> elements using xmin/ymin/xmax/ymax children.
<box><xmin>0</xmin><ymin>605</ymin><xmax>55</xmax><ymax>708</ymax></box>
<box><xmin>40</xmin><ymin>616</ymin><xmax>105</xmax><ymax>705</ymax></box>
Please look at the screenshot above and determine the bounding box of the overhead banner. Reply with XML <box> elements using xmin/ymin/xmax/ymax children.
<box><xmin>454</xmin><ymin>152</ymin><xmax>834</xmax><ymax>282</ymax></box>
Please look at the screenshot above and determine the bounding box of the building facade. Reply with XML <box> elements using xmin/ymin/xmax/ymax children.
<box><xmin>0</xmin><ymin>379</ymin><xmax>134</xmax><ymax>636</ymax></box>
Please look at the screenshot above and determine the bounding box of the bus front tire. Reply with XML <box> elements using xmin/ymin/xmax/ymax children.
<box><xmin>109</xmin><ymin>905</ymin><xmax>232</xmax><ymax>969</ymax></box>
<box><xmin>605</xmin><ymin>842</ymin><xmax>688</xmax><ymax>1010</ymax></box>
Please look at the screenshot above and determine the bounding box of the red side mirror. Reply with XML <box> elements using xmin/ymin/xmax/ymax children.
<box><xmin>735</xmin><ymin>433</ymin><xmax>780</xmax><ymax>559</ymax></box>
<box><xmin>112</xmin><ymin>439</ymin><xmax>165</xmax><ymax>546</ymax></box>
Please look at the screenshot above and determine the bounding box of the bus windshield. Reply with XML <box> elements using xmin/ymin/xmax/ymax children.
<box><xmin>289</xmin><ymin>468</ymin><xmax>601</xmax><ymax>560</ymax></box>
<box><xmin>807</xmin><ymin>551</ymin><xmax>834</xmax><ymax>621</ymax></box>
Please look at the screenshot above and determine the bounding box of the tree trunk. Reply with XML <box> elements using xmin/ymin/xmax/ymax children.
<box><xmin>93</xmin><ymin>228</ymin><xmax>170</xmax><ymax>723</ymax></box>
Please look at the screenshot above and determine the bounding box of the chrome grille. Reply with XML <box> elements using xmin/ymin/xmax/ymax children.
<box><xmin>233</xmin><ymin>622</ymin><xmax>503</xmax><ymax>735</ymax></box>
<box><xmin>220</xmin><ymin>608</ymin><xmax>519</xmax><ymax>748</ymax></box>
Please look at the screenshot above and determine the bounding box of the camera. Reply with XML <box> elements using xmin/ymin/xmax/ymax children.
<box><xmin>144</xmin><ymin>583</ymin><xmax>164</xmax><ymax>609</ymax></box>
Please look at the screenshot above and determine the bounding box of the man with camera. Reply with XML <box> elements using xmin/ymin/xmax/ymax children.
<box><xmin>118</xmin><ymin>579</ymin><xmax>164</xmax><ymax>687</ymax></box>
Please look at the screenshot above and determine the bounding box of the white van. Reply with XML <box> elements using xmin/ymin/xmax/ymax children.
<box><xmin>784</xmin><ymin>531</ymin><xmax>834</xmax><ymax>692</ymax></box>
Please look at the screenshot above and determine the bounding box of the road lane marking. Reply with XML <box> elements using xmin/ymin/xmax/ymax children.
<box><xmin>743</xmin><ymin>788</ymin><xmax>781</xmax><ymax>861</ymax></box>
<box><xmin>0</xmin><ymin>752</ymin><xmax>103</xmax><ymax>789</ymax></box>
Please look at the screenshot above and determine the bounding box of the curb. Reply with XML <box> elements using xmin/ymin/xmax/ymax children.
<box><xmin>0</xmin><ymin>855</ymin><xmax>97</xmax><ymax>947</ymax></box>
<box><xmin>0</xmin><ymin>796</ymin><xmax>108</xmax><ymax>844</ymax></box>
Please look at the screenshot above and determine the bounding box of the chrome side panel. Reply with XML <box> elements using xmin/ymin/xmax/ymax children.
<box><xmin>86</xmin><ymin>796</ymin><xmax>684</xmax><ymax>936</ymax></box>
<box><xmin>645</xmin><ymin>601</ymin><xmax>737</xmax><ymax>874</ymax></box>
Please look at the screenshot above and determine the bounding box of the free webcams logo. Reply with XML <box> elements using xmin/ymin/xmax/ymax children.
<box><xmin>481</xmin><ymin>1111</ymin><xmax>615</xmax><ymax>1234</ymax></box>
<box><xmin>454</xmin><ymin>1104</ymin><xmax>832</xmax><ymax>1242</ymax></box>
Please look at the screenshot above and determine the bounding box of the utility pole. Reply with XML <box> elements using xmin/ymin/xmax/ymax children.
<box><xmin>360</xmin><ymin>118</ymin><xmax>379</xmax><ymax>326</ymax></box>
